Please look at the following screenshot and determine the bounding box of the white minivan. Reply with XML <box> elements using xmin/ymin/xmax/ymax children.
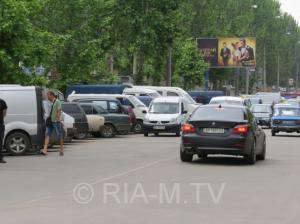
<box><xmin>123</xmin><ymin>87</ymin><xmax>161</xmax><ymax>97</ymax></box>
<box><xmin>143</xmin><ymin>97</ymin><xmax>188</xmax><ymax>137</ymax></box>
<box><xmin>134</xmin><ymin>86</ymin><xmax>199</xmax><ymax>114</ymax></box>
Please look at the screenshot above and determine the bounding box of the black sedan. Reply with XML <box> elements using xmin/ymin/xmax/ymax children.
<box><xmin>180</xmin><ymin>105</ymin><xmax>266</xmax><ymax>164</ymax></box>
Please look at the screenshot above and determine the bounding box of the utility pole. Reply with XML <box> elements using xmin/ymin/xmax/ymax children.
<box><xmin>245</xmin><ymin>68</ymin><xmax>250</xmax><ymax>95</ymax></box>
<box><xmin>166</xmin><ymin>46</ymin><xmax>172</xmax><ymax>86</ymax></box>
<box><xmin>297</xmin><ymin>63</ymin><xmax>299</xmax><ymax>92</ymax></box>
<box><xmin>263</xmin><ymin>43</ymin><xmax>267</xmax><ymax>91</ymax></box>
<box><xmin>277</xmin><ymin>54</ymin><xmax>280</xmax><ymax>91</ymax></box>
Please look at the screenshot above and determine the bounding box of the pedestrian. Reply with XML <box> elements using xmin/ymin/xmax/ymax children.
<box><xmin>0</xmin><ymin>98</ymin><xmax>8</xmax><ymax>163</ymax></box>
<box><xmin>41</xmin><ymin>91</ymin><xmax>64</xmax><ymax>156</ymax></box>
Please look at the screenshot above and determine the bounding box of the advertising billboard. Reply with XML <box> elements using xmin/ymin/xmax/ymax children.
<box><xmin>197</xmin><ymin>37</ymin><xmax>256</xmax><ymax>68</ymax></box>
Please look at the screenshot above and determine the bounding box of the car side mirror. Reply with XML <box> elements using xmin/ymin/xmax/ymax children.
<box><xmin>182</xmin><ymin>110</ymin><xmax>188</xmax><ymax>114</ymax></box>
<box><xmin>142</xmin><ymin>110</ymin><xmax>147</xmax><ymax>114</ymax></box>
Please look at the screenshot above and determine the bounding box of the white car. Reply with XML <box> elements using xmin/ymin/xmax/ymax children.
<box><xmin>143</xmin><ymin>97</ymin><xmax>188</xmax><ymax>137</ymax></box>
<box><xmin>209</xmin><ymin>96</ymin><xmax>251</xmax><ymax>107</ymax></box>
<box><xmin>133</xmin><ymin>86</ymin><xmax>199</xmax><ymax>114</ymax></box>
<box><xmin>123</xmin><ymin>87</ymin><xmax>161</xmax><ymax>97</ymax></box>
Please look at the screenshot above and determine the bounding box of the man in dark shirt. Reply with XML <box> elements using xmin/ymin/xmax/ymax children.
<box><xmin>0</xmin><ymin>98</ymin><xmax>8</xmax><ymax>163</ymax></box>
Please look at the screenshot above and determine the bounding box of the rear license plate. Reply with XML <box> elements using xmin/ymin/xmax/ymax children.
<box><xmin>153</xmin><ymin>126</ymin><xmax>165</xmax><ymax>130</ymax></box>
<box><xmin>203</xmin><ymin>128</ymin><xmax>225</xmax><ymax>134</ymax></box>
<box><xmin>283</xmin><ymin>121</ymin><xmax>295</xmax><ymax>125</ymax></box>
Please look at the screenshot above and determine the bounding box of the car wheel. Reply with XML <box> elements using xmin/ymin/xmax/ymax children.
<box><xmin>74</xmin><ymin>133</ymin><xmax>87</xmax><ymax>140</ymax></box>
<box><xmin>133</xmin><ymin>121</ymin><xmax>143</xmax><ymax>134</ymax></box>
<box><xmin>144</xmin><ymin>132</ymin><xmax>149</xmax><ymax>137</ymax></box>
<box><xmin>272</xmin><ymin>130</ymin><xmax>276</xmax><ymax>136</ymax></box>
<box><xmin>244</xmin><ymin>141</ymin><xmax>256</xmax><ymax>165</ymax></box>
<box><xmin>5</xmin><ymin>132</ymin><xmax>30</xmax><ymax>156</ymax></box>
<box><xmin>180</xmin><ymin>145</ymin><xmax>193</xmax><ymax>162</ymax></box>
<box><xmin>257</xmin><ymin>138</ymin><xmax>266</xmax><ymax>161</ymax></box>
<box><xmin>155</xmin><ymin>133</ymin><xmax>159</xmax><ymax>136</ymax></box>
<box><xmin>101</xmin><ymin>124</ymin><xmax>116</xmax><ymax>138</ymax></box>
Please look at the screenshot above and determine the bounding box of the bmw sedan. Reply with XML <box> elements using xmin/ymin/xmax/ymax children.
<box><xmin>180</xmin><ymin>105</ymin><xmax>266</xmax><ymax>164</ymax></box>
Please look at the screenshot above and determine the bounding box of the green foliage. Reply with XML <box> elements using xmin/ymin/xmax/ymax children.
<box><xmin>173</xmin><ymin>39</ymin><xmax>207</xmax><ymax>90</ymax></box>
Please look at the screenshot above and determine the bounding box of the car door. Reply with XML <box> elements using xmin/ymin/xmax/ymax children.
<box><xmin>248</xmin><ymin>110</ymin><xmax>264</xmax><ymax>153</ymax></box>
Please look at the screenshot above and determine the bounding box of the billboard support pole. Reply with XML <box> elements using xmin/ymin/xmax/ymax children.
<box><xmin>205</xmin><ymin>69</ymin><xmax>209</xmax><ymax>91</ymax></box>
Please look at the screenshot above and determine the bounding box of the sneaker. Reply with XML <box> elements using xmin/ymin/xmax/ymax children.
<box><xmin>0</xmin><ymin>160</ymin><xmax>7</xmax><ymax>163</ymax></box>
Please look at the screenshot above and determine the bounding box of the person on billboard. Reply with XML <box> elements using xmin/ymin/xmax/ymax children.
<box><xmin>220</xmin><ymin>42</ymin><xmax>231</xmax><ymax>66</ymax></box>
<box><xmin>231</xmin><ymin>42</ymin><xmax>242</xmax><ymax>66</ymax></box>
<box><xmin>239</xmin><ymin>38</ymin><xmax>254</xmax><ymax>64</ymax></box>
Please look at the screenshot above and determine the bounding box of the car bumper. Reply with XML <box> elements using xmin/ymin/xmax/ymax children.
<box><xmin>74</xmin><ymin>122</ymin><xmax>89</xmax><ymax>135</ymax></box>
<box><xmin>257</xmin><ymin>118</ymin><xmax>271</xmax><ymax>126</ymax></box>
<box><xmin>181</xmin><ymin>134</ymin><xmax>251</xmax><ymax>156</ymax></box>
<box><xmin>271</xmin><ymin>125</ymin><xmax>300</xmax><ymax>132</ymax></box>
<box><xmin>143</xmin><ymin>123</ymin><xmax>181</xmax><ymax>133</ymax></box>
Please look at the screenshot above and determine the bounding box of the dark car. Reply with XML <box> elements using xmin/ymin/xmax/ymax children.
<box><xmin>79</xmin><ymin>103</ymin><xmax>132</xmax><ymax>138</ymax></box>
<box><xmin>271</xmin><ymin>105</ymin><xmax>300</xmax><ymax>136</ymax></box>
<box><xmin>74</xmin><ymin>98</ymin><xmax>137</xmax><ymax>133</ymax></box>
<box><xmin>188</xmin><ymin>91</ymin><xmax>224</xmax><ymax>104</ymax></box>
<box><xmin>61</xmin><ymin>103</ymin><xmax>89</xmax><ymax>139</ymax></box>
<box><xmin>180</xmin><ymin>105</ymin><xmax>266</xmax><ymax>164</ymax></box>
<box><xmin>251</xmin><ymin>104</ymin><xmax>273</xmax><ymax>128</ymax></box>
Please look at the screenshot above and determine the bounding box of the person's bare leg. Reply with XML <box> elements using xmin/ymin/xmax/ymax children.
<box><xmin>59</xmin><ymin>138</ymin><xmax>64</xmax><ymax>156</ymax></box>
<box><xmin>42</xmin><ymin>136</ymin><xmax>49</xmax><ymax>154</ymax></box>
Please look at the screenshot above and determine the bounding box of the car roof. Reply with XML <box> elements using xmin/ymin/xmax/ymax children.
<box><xmin>252</xmin><ymin>104</ymin><xmax>271</xmax><ymax>106</ymax></box>
<box><xmin>123</xmin><ymin>87</ymin><xmax>158</xmax><ymax>93</ymax></box>
<box><xmin>210</xmin><ymin>96</ymin><xmax>244</xmax><ymax>102</ymax></box>
<box><xmin>274</xmin><ymin>104</ymin><xmax>300</xmax><ymax>109</ymax></box>
<box><xmin>199</xmin><ymin>104</ymin><xmax>246</xmax><ymax>110</ymax></box>
<box><xmin>152</xmin><ymin>97</ymin><xmax>182</xmax><ymax>103</ymax></box>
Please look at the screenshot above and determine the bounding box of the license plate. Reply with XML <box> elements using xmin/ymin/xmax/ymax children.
<box><xmin>153</xmin><ymin>126</ymin><xmax>165</xmax><ymax>130</ymax></box>
<box><xmin>283</xmin><ymin>121</ymin><xmax>294</xmax><ymax>125</ymax></box>
<box><xmin>203</xmin><ymin>128</ymin><xmax>225</xmax><ymax>134</ymax></box>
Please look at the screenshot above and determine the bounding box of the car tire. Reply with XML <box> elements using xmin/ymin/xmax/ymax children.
<box><xmin>155</xmin><ymin>133</ymin><xmax>159</xmax><ymax>136</ymax></box>
<box><xmin>133</xmin><ymin>121</ymin><xmax>143</xmax><ymax>134</ymax></box>
<box><xmin>272</xmin><ymin>130</ymin><xmax>276</xmax><ymax>136</ymax></box>
<box><xmin>244</xmin><ymin>141</ymin><xmax>256</xmax><ymax>165</ymax></box>
<box><xmin>257</xmin><ymin>138</ymin><xmax>266</xmax><ymax>161</ymax></box>
<box><xmin>180</xmin><ymin>145</ymin><xmax>193</xmax><ymax>162</ymax></box>
<box><xmin>100</xmin><ymin>124</ymin><xmax>116</xmax><ymax>138</ymax></box>
<box><xmin>5</xmin><ymin>132</ymin><xmax>30</xmax><ymax>156</ymax></box>
<box><xmin>144</xmin><ymin>132</ymin><xmax>149</xmax><ymax>137</ymax></box>
<box><xmin>74</xmin><ymin>133</ymin><xmax>87</xmax><ymax>140</ymax></box>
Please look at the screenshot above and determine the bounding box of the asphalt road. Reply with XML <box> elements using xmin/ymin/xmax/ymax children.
<box><xmin>1</xmin><ymin>130</ymin><xmax>300</xmax><ymax>224</ymax></box>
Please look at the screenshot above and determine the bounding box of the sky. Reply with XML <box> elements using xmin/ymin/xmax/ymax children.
<box><xmin>279</xmin><ymin>0</ymin><xmax>300</xmax><ymax>24</ymax></box>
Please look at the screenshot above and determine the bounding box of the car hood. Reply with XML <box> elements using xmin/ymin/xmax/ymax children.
<box><xmin>146</xmin><ymin>113</ymin><xmax>179</xmax><ymax>121</ymax></box>
<box><xmin>272</xmin><ymin>116</ymin><xmax>300</xmax><ymax>120</ymax></box>
<box><xmin>253</xmin><ymin>113</ymin><xmax>271</xmax><ymax>118</ymax></box>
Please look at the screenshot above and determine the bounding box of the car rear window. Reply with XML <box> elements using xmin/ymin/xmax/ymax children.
<box><xmin>191</xmin><ymin>107</ymin><xmax>246</xmax><ymax>121</ymax></box>
<box><xmin>62</xmin><ymin>104</ymin><xmax>80</xmax><ymax>113</ymax></box>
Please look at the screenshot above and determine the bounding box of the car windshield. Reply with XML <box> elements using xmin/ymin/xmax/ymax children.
<box><xmin>128</xmin><ymin>96</ymin><xmax>146</xmax><ymax>107</ymax></box>
<box><xmin>210</xmin><ymin>100</ymin><xmax>243</xmax><ymax>106</ymax></box>
<box><xmin>274</xmin><ymin>108</ymin><xmax>300</xmax><ymax>117</ymax></box>
<box><xmin>286</xmin><ymin>100</ymin><xmax>299</xmax><ymax>107</ymax></box>
<box><xmin>191</xmin><ymin>107</ymin><xmax>246</xmax><ymax>121</ymax></box>
<box><xmin>149</xmin><ymin>102</ymin><xmax>179</xmax><ymax>114</ymax></box>
<box><xmin>251</xmin><ymin>105</ymin><xmax>272</xmax><ymax>113</ymax></box>
<box><xmin>184</xmin><ymin>93</ymin><xmax>196</xmax><ymax>104</ymax></box>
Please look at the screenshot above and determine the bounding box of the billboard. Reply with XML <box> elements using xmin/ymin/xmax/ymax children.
<box><xmin>197</xmin><ymin>37</ymin><xmax>256</xmax><ymax>68</ymax></box>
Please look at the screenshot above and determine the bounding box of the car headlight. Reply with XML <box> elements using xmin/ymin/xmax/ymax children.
<box><xmin>170</xmin><ymin>118</ymin><xmax>177</xmax><ymax>123</ymax></box>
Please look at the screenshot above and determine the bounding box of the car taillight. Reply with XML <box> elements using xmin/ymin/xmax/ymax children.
<box><xmin>182</xmin><ymin>123</ymin><xmax>196</xmax><ymax>134</ymax></box>
<box><xmin>233</xmin><ymin>125</ymin><xmax>249</xmax><ymax>135</ymax></box>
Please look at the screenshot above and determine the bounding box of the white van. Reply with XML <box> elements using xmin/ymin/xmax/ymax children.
<box><xmin>143</xmin><ymin>97</ymin><xmax>188</xmax><ymax>137</ymax></box>
<box><xmin>123</xmin><ymin>87</ymin><xmax>161</xmax><ymax>97</ymax></box>
<box><xmin>67</xmin><ymin>93</ymin><xmax>148</xmax><ymax>127</ymax></box>
<box><xmin>133</xmin><ymin>86</ymin><xmax>199</xmax><ymax>114</ymax></box>
<box><xmin>0</xmin><ymin>86</ymin><xmax>45</xmax><ymax>155</ymax></box>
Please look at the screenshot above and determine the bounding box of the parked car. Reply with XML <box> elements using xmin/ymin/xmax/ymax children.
<box><xmin>133</xmin><ymin>86</ymin><xmax>199</xmax><ymax>114</ymax></box>
<box><xmin>188</xmin><ymin>91</ymin><xmax>224</xmax><ymax>104</ymax></box>
<box><xmin>65</xmin><ymin>84</ymin><xmax>131</xmax><ymax>98</ymax></box>
<box><xmin>255</xmin><ymin>92</ymin><xmax>281</xmax><ymax>104</ymax></box>
<box><xmin>285</xmin><ymin>99</ymin><xmax>300</xmax><ymax>107</ymax></box>
<box><xmin>123</xmin><ymin>87</ymin><xmax>161</xmax><ymax>97</ymax></box>
<box><xmin>79</xmin><ymin>103</ymin><xmax>132</xmax><ymax>138</ymax></box>
<box><xmin>61</xmin><ymin>102</ymin><xmax>89</xmax><ymax>139</ymax></box>
<box><xmin>68</xmin><ymin>94</ymin><xmax>147</xmax><ymax>133</ymax></box>
<box><xmin>86</xmin><ymin>114</ymin><xmax>105</xmax><ymax>135</ymax></box>
<box><xmin>209</xmin><ymin>96</ymin><xmax>252</xmax><ymax>108</ymax></box>
<box><xmin>271</xmin><ymin>105</ymin><xmax>300</xmax><ymax>136</ymax></box>
<box><xmin>143</xmin><ymin>97</ymin><xmax>188</xmax><ymax>137</ymax></box>
<box><xmin>251</xmin><ymin>104</ymin><xmax>273</xmax><ymax>128</ymax></box>
<box><xmin>0</xmin><ymin>85</ymin><xmax>45</xmax><ymax>155</ymax></box>
<box><xmin>180</xmin><ymin>104</ymin><xmax>266</xmax><ymax>164</ymax></box>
